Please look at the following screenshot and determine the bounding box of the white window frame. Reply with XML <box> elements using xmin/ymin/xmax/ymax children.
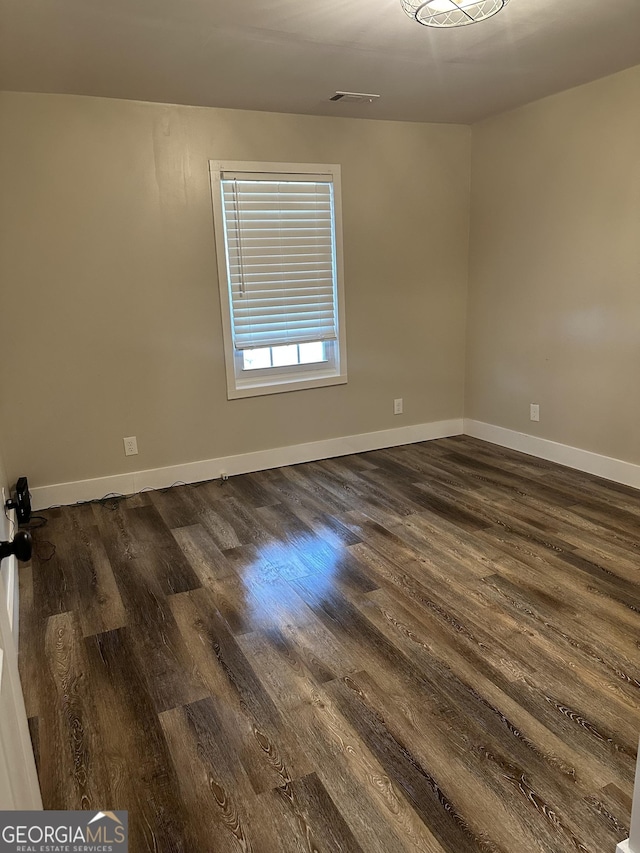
<box><xmin>210</xmin><ymin>160</ymin><xmax>348</xmax><ymax>400</ymax></box>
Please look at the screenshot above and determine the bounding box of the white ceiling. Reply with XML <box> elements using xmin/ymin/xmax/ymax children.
<box><xmin>1</xmin><ymin>0</ymin><xmax>640</xmax><ymax>124</ymax></box>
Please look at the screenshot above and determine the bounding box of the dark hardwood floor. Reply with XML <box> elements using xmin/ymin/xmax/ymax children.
<box><xmin>20</xmin><ymin>436</ymin><xmax>639</xmax><ymax>852</ymax></box>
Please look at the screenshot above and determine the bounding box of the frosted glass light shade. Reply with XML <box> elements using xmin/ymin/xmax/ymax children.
<box><xmin>401</xmin><ymin>0</ymin><xmax>510</xmax><ymax>27</ymax></box>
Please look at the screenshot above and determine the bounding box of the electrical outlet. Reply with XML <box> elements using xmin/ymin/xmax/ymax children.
<box><xmin>123</xmin><ymin>436</ymin><xmax>138</xmax><ymax>456</ymax></box>
<box><xmin>394</xmin><ymin>398</ymin><xmax>403</xmax><ymax>415</ymax></box>
<box><xmin>530</xmin><ymin>404</ymin><xmax>540</xmax><ymax>422</ymax></box>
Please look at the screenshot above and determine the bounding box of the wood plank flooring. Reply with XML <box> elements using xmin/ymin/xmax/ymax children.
<box><xmin>20</xmin><ymin>436</ymin><xmax>639</xmax><ymax>852</ymax></box>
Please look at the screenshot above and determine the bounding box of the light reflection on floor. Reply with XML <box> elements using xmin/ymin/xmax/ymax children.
<box><xmin>236</xmin><ymin>526</ymin><xmax>341</xmax><ymax>629</ymax></box>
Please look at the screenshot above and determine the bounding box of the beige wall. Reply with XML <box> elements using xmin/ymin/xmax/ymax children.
<box><xmin>7</xmin><ymin>65</ymin><xmax>637</xmax><ymax>492</ymax></box>
<box><xmin>466</xmin><ymin>65</ymin><xmax>640</xmax><ymax>463</ymax></box>
<box><xmin>0</xmin><ymin>92</ymin><xmax>470</xmax><ymax>488</ymax></box>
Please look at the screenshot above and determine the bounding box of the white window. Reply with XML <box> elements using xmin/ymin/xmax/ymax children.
<box><xmin>210</xmin><ymin>161</ymin><xmax>347</xmax><ymax>399</ymax></box>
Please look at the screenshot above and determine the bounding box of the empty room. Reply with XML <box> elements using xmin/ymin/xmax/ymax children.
<box><xmin>0</xmin><ymin>0</ymin><xmax>639</xmax><ymax>851</ymax></box>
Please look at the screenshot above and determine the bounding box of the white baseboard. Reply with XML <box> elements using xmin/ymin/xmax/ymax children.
<box><xmin>464</xmin><ymin>419</ymin><xmax>640</xmax><ymax>491</ymax></box>
<box><xmin>30</xmin><ymin>419</ymin><xmax>464</xmax><ymax>510</ymax></box>
<box><xmin>616</xmin><ymin>840</ymin><xmax>631</xmax><ymax>853</ymax></box>
<box><xmin>28</xmin><ymin>417</ymin><xmax>640</xmax><ymax>510</ymax></box>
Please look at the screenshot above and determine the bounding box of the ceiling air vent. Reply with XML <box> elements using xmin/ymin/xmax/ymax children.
<box><xmin>329</xmin><ymin>91</ymin><xmax>381</xmax><ymax>103</ymax></box>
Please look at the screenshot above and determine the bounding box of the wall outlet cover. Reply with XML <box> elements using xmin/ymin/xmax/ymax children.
<box><xmin>123</xmin><ymin>436</ymin><xmax>138</xmax><ymax>456</ymax></box>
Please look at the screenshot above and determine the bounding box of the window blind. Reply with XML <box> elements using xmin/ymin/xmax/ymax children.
<box><xmin>220</xmin><ymin>175</ymin><xmax>338</xmax><ymax>351</ymax></box>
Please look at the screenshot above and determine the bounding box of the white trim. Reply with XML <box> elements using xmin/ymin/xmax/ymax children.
<box><xmin>227</xmin><ymin>356</ymin><xmax>347</xmax><ymax>400</ymax></box>
<box><xmin>210</xmin><ymin>161</ymin><xmax>339</xmax><ymax>178</ymax></box>
<box><xmin>29</xmin><ymin>418</ymin><xmax>640</xmax><ymax>511</ymax></box>
<box><xmin>0</xmin><ymin>563</ymin><xmax>42</xmax><ymax>809</ymax></box>
<box><xmin>0</xmin><ymin>508</ymin><xmax>18</xmax><ymax>649</ymax></box>
<box><xmin>617</xmin><ymin>841</ymin><xmax>632</xmax><ymax>853</ymax></box>
<box><xmin>5</xmin><ymin>555</ymin><xmax>18</xmax><ymax>649</ymax></box>
<box><xmin>464</xmin><ymin>420</ymin><xmax>640</xmax><ymax>490</ymax></box>
<box><xmin>30</xmin><ymin>419</ymin><xmax>464</xmax><ymax>510</ymax></box>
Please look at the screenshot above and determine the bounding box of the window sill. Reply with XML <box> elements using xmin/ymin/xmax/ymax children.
<box><xmin>228</xmin><ymin>371</ymin><xmax>347</xmax><ymax>400</ymax></box>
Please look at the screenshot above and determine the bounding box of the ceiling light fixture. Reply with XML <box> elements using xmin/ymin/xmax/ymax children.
<box><xmin>400</xmin><ymin>0</ymin><xmax>510</xmax><ymax>28</ymax></box>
